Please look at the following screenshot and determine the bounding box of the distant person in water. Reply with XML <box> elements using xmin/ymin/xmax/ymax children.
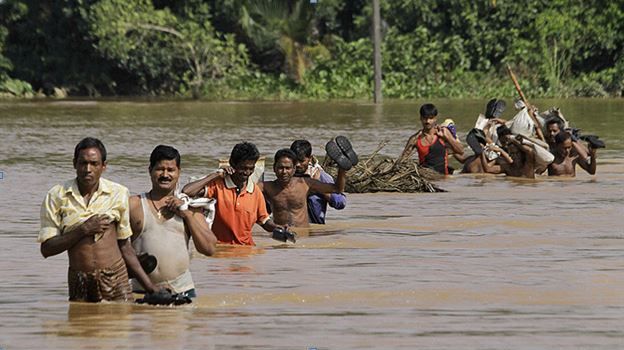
<box><xmin>481</xmin><ymin>126</ymin><xmax>536</xmax><ymax>179</ymax></box>
<box><xmin>38</xmin><ymin>137</ymin><xmax>159</xmax><ymax>302</ymax></box>
<box><xmin>397</xmin><ymin>103</ymin><xmax>464</xmax><ymax>175</ymax></box>
<box><xmin>182</xmin><ymin>142</ymin><xmax>282</xmax><ymax>245</ymax></box>
<box><xmin>259</xmin><ymin>148</ymin><xmax>348</xmax><ymax>228</ymax></box>
<box><xmin>290</xmin><ymin>139</ymin><xmax>346</xmax><ymax>224</ymax></box>
<box><xmin>547</xmin><ymin>132</ymin><xmax>597</xmax><ymax>176</ymax></box>
<box><xmin>129</xmin><ymin>145</ymin><xmax>217</xmax><ymax>299</ymax></box>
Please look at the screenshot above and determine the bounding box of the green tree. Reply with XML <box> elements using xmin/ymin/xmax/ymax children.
<box><xmin>86</xmin><ymin>0</ymin><xmax>248</xmax><ymax>97</ymax></box>
<box><xmin>240</xmin><ymin>0</ymin><xmax>329</xmax><ymax>84</ymax></box>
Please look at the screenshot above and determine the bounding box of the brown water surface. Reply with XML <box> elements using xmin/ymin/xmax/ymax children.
<box><xmin>0</xmin><ymin>99</ymin><xmax>623</xmax><ymax>349</ymax></box>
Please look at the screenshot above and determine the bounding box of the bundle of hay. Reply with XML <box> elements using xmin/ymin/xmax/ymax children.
<box><xmin>323</xmin><ymin>142</ymin><xmax>444</xmax><ymax>193</ymax></box>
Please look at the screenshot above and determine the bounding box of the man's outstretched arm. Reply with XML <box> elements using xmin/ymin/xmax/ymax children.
<box><xmin>182</xmin><ymin>169</ymin><xmax>228</xmax><ymax>197</ymax></box>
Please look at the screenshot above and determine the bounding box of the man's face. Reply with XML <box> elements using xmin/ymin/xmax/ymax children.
<box><xmin>74</xmin><ymin>147</ymin><xmax>106</xmax><ymax>188</ymax></box>
<box><xmin>149</xmin><ymin>159</ymin><xmax>180</xmax><ymax>192</ymax></box>
<box><xmin>231</xmin><ymin>159</ymin><xmax>256</xmax><ymax>185</ymax></box>
<box><xmin>547</xmin><ymin>123</ymin><xmax>561</xmax><ymax>142</ymax></box>
<box><xmin>294</xmin><ymin>156</ymin><xmax>311</xmax><ymax>175</ymax></box>
<box><xmin>420</xmin><ymin>116</ymin><xmax>437</xmax><ymax>130</ymax></box>
<box><xmin>274</xmin><ymin>156</ymin><xmax>295</xmax><ymax>184</ymax></box>
<box><xmin>557</xmin><ymin>139</ymin><xmax>573</xmax><ymax>158</ymax></box>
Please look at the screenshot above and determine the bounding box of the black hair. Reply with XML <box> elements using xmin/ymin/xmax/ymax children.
<box><xmin>230</xmin><ymin>142</ymin><xmax>260</xmax><ymax>166</ymax></box>
<box><xmin>290</xmin><ymin>139</ymin><xmax>312</xmax><ymax>161</ymax></box>
<box><xmin>74</xmin><ymin>137</ymin><xmax>107</xmax><ymax>162</ymax></box>
<box><xmin>274</xmin><ymin>148</ymin><xmax>297</xmax><ymax>164</ymax></box>
<box><xmin>420</xmin><ymin>103</ymin><xmax>438</xmax><ymax>118</ymax></box>
<box><xmin>546</xmin><ymin>118</ymin><xmax>563</xmax><ymax>129</ymax></box>
<box><xmin>497</xmin><ymin>125</ymin><xmax>513</xmax><ymax>139</ymax></box>
<box><xmin>149</xmin><ymin>145</ymin><xmax>180</xmax><ymax>169</ymax></box>
<box><xmin>555</xmin><ymin>131</ymin><xmax>572</xmax><ymax>144</ymax></box>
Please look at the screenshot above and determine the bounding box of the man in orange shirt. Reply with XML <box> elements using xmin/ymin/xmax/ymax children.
<box><xmin>182</xmin><ymin>142</ymin><xmax>281</xmax><ymax>245</ymax></box>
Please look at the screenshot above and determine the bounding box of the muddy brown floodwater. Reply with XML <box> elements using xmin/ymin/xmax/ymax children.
<box><xmin>0</xmin><ymin>99</ymin><xmax>623</xmax><ymax>349</ymax></box>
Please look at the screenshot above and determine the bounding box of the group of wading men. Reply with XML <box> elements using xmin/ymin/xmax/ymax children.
<box><xmin>38</xmin><ymin>136</ymin><xmax>353</xmax><ymax>304</ymax></box>
<box><xmin>39</xmin><ymin>101</ymin><xmax>602</xmax><ymax>304</ymax></box>
<box><xmin>399</xmin><ymin>102</ymin><xmax>602</xmax><ymax>179</ymax></box>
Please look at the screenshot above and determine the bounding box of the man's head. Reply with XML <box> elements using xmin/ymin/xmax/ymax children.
<box><xmin>546</xmin><ymin>118</ymin><xmax>563</xmax><ymax>143</ymax></box>
<box><xmin>419</xmin><ymin>103</ymin><xmax>438</xmax><ymax>131</ymax></box>
<box><xmin>273</xmin><ymin>148</ymin><xmax>297</xmax><ymax>185</ymax></box>
<box><xmin>229</xmin><ymin>142</ymin><xmax>260</xmax><ymax>186</ymax></box>
<box><xmin>149</xmin><ymin>145</ymin><xmax>181</xmax><ymax>193</ymax></box>
<box><xmin>496</xmin><ymin>125</ymin><xmax>514</xmax><ymax>147</ymax></box>
<box><xmin>290</xmin><ymin>139</ymin><xmax>312</xmax><ymax>175</ymax></box>
<box><xmin>73</xmin><ymin>137</ymin><xmax>107</xmax><ymax>188</ymax></box>
<box><xmin>554</xmin><ymin>131</ymin><xmax>573</xmax><ymax>157</ymax></box>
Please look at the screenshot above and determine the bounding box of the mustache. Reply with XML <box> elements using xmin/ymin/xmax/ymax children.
<box><xmin>158</xmin><ymin>176</ymin><xmax>173</xmax><ymax>182</ymax></box>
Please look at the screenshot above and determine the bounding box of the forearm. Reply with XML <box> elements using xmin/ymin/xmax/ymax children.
<box><xmin>183</xmin><ymin>211</ymin><xmax>216</xmax><ymax>256</ymax></box>
<box><xmin>40</xmin><ymin>227</ymin><xmax>84</xmax><ymax>258</ymax></box>
<box><xmin>335</xmin><ymin>168</ymin><xmax>346</xmax><ymax>193</ymax></box>
<box><xmin>260</xmin><ymin>218</ymin><xmax>278</xmax><ymax>232</ymax></box>
<box><xmin>572</xmin><ymin>141</ymin><xmax>589</xmax><ymax>159</ymax></box>
<box><xmin>481</xmin><ymin>152</ymin><xmax>500</xmax><ymax>174</ymax></box>
<box><xmin>446</xmin><ymin>136</ymin><xmax>464</xmax><ymax>155</ymax></box>
<box><xmin>581</xmin><ymin>150</ymin><xmax>597</xmax><ymax>175</ymax></box>
<box><xmin>119</xmin><ymin>240</ymin><xmax>157</xmax><ymax>293</ymax></box>
<box><xmin>182</xmin><ymin>172</ymin><xmax>221</xmax><ymax>197</ymax></box>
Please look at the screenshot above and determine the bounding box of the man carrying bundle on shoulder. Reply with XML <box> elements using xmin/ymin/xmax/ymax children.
<box><xmin>397</xmin><ymin>103</ymin><xmax>464</xmax><ymax>175</ymax></box>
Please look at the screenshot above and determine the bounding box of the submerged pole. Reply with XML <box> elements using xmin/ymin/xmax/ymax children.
<box><xmin>372</xmin><ymin>0</ymin><xmax>382</xmax><ymax>104</ymax></box>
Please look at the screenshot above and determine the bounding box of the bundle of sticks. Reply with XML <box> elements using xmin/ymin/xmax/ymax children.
<box><xmin>323</xmin><ymin>141</ymin><xmax>444</xmax><ymax>193</ymax></box>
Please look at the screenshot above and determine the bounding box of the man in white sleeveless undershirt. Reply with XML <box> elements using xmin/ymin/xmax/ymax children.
<box><xmin>129</xmin><ymin>145</ymin><xmax>217</xmax><ymax>299</ymax></box>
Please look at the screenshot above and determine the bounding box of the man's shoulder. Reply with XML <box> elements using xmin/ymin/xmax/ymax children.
<box><xmin>46</xmin><ymin>179</ymin><xmax>74</xmax><ymax>197</ymax></box>
<box><xmin>101</xmin><ymin>177</ymin><xmax>129</xmax><ymax>194</ymax></box>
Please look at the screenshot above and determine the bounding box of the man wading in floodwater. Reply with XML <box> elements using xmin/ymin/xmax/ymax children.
<box><xmin>38</xmin><ymin>137</ymin><xmax>161</xmax><ymax>302</ymax></box>
<box><xmin>182</xmin><ymin>142</ymin><xmax>283</xmax><ymax>245</ymax></box>
<box><xmin>397</xmin><ymin>103</ymin><xmax>464</xmax><ymax>175</ymax></box>
<box><xmin>258</xmin><ymin>147</ymin><xmax>350</xmax><ymax>228</ymax></box>
<box><xmin>129</xmin><ymin>145</ymin><xmax>217</xmax><ymax>300</ymax></box>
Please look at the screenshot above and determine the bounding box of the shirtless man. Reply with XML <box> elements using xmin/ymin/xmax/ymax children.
<box><xmin>129</xmin><ymin>145</ymin><xmax>217</xmax><ymax>298</ymax></box>
<box><xmin>290</xmin><ymin>139</ymin><xmax>346</xmax><ymax>224</ymax></box>
<box><xmin>39</xmin><ymin>137</ymin><xmax>159</xmax><ymax>302</ymax></box>
<box><xmin>397</xmin><ymin>103</ymin><xmax>464</xmax><ymax>175</ymax></box>
<box><xmin>259</xmin><ymin>148</ymin><xmax>346</xmax><ymax>227</ymax></box>
<box><xmin>482</xmin><ymin>126</ymin><xmax>536</xmax><ymax>179</ymax></box>
<box><xmin>547</xmin><ymin>132</ymin><xmax>597</xmax><ymax>176</ymax></box>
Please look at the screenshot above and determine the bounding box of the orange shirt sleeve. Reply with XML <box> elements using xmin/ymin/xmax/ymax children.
<box><xmin>205</xmin><ymin>180</ymin><xmax>218</xmax><ymax>199</ymax></box>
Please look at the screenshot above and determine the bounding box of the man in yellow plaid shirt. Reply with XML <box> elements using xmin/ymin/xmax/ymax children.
<box><xmin>39</xmin><ymin>137</ymin><xmax>158</xmax><ymax>302</ymax></box>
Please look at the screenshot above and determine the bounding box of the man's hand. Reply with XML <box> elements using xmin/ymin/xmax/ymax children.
<box><xmin>435</xmin><ymin>126</ymin><xmax>446</xmax><ymax>139</ymax></box>
<box><xmin>162</xmin><ymin>196</ymin><xmax>188</xmax><ymax>218</ymax></box>
<box><xmin>220</xmin><ymin>166</ymin><xmax>235</xmax><ymax>177</ymax></box>
<box><xmin>80</xmin><ymin>214</ymin><xmax>112</xmax><ymax>236</ymax></box>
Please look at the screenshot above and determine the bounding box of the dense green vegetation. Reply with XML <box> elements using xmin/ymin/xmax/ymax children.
<box><xmin>0</xmin><ymin>0</ymin><xmax>622</xmax><ymax>99</ymax></box>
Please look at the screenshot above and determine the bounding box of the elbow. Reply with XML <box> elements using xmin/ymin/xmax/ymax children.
<box><xmin>40</xmin><ymin>242</ymin><xmax>53</xmax><ymax>258</ymax></box>
<box><xmin>197</xmin><ymin>241</ymin><xmax>216</xmax><ymax>256</ymax></box>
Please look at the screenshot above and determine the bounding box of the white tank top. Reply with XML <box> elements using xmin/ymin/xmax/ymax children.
<box><xmin>131</xmin><ymin>193</ymin><xmax>194</xmax><ymax>293</ymax></box>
